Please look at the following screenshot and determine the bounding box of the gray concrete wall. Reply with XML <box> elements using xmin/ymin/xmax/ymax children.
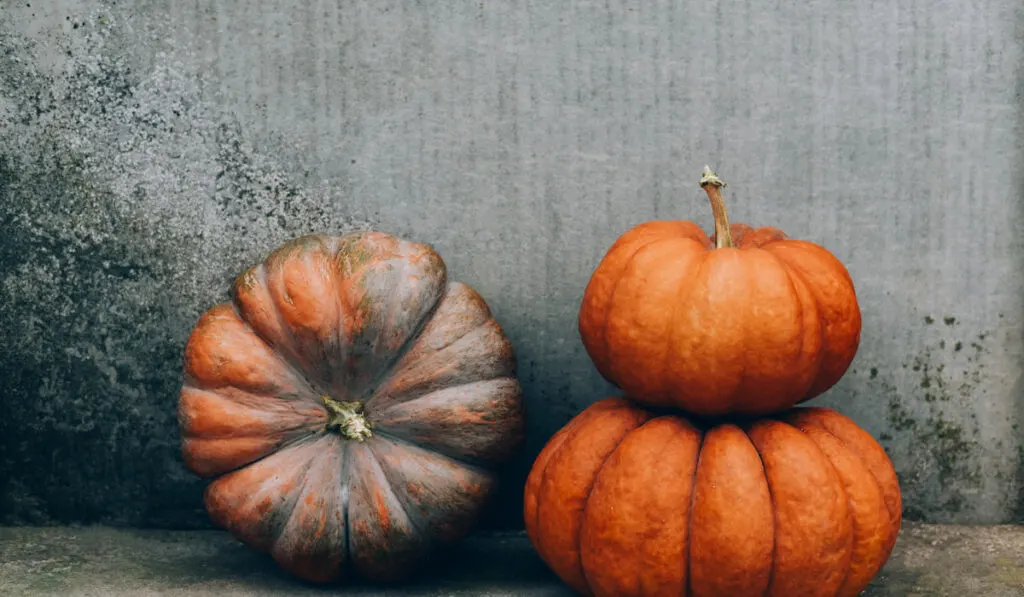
<box><xmin>1</xmin><ymin>0</ymin><xmax>1021</xmax><ymax>528</ymax></box>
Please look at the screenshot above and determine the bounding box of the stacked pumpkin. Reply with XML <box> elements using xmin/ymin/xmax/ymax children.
<box><xmin>525</xmin><ymin>167</ymin><xmax>902</xmax><ymax>597</ymax></box>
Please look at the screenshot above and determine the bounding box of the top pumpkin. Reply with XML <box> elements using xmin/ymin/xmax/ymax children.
<box><xmin>578</xmin><ymin>166</ymin><xmax>861</xmax><ymax>416</ymax></box>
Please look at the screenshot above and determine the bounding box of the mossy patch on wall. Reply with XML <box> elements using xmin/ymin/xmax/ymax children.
<box><xmin>854</xmin><ymin>314</ymin><xmax>1014</xmax><ymax>522</ymax></box>
<box><xmin>0</xmin><ymin>9</ymin><xmax>373</xmax><ymax>526</ymax></box>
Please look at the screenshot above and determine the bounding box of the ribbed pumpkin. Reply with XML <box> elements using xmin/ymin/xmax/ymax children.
<box><xmin>578</xmin><ymin>167</ymin><xmax>861</xmax><ymax>415</ymax></box>
<box><xmin>178</xmin><ymin>231</ymin><xmax>525</xmax><ymax>583</ymax></box>
<box><xmin>525</xmin><ymin>398</ymin><xmax>901</xmax><ymax>597</ymax></box>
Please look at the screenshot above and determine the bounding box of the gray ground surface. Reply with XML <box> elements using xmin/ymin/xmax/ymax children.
<box><xmin>1</xmin><ymin>523</ymin><xmax>1022</xmax><ymax>596</ymax></box>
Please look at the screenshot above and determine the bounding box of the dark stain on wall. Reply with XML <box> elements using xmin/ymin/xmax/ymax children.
<box><xmin>0</xmin><ymin>12</ymin><xmax>373</xmax><ymax>527</ymax></box>
<box><xmin>861</xmin><ymin>315</ymin><xmax>997</xmax><ymax>521</ymax></box>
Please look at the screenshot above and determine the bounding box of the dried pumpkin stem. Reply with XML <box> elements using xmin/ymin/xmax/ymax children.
<box><xmin>699</xmin><ymin>165</ymin><xmax>733</xmax><ymax>249</ymax></box>
<box><xmin>322</xmin><ymin>395</ymin><xmax>372</xmax><ymax>441</ymax></box>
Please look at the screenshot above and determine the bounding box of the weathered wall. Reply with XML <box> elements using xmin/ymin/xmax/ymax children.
<box><xmin>1</xmin><ymin>0</ymin><xmax>1022</xmax><ymax>529</ymax></box>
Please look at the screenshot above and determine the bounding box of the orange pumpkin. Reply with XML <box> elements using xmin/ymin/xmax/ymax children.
<box><xmin>525</xmin><ymin>398</ymin><xmax>901</xmax><ymax>597</ymax></box>
<box><xmin>178</xmin><ymin>232</ymin><xmax>525</xmax><ymax>583</ymax></box>
<box><xmin>578</xmin><ymin>167</ymin><xmax>861</xmax><ymax>415</ymax></box>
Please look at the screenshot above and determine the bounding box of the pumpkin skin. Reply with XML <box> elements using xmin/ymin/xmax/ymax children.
<box><xmin>578</xmin><ymin>169</ymin><xmax>861</xmax><ymax>415</ymax></box>
<box><xmin>525</xmin><ymin>398</ymin><xmax>901</xmax><ymax>597</ymax></box>
<box><xmin>178</xmin><ymin>231</ymin><xmax>525</xmax><ymax>584</ymax></box>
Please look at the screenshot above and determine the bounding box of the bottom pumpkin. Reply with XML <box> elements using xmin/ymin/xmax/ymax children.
<box><xmin>524</xmin><ymin>398</ymin><xmax>902</xmax><ymax>597</ymax></box>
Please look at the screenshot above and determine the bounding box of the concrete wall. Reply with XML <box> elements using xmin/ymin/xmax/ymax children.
<box><xmin>1</xmin><ymin>0</ymin><xmax>1021</xmax><ymax>529</ymax></box>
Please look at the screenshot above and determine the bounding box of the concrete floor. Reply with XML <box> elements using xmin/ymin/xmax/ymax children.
<box><xmin>0</xmin><ymin>523</ymin><xmax>1022</xmax><ymax>596</ymax></box>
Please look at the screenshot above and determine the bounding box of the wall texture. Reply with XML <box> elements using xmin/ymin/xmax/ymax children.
<box><xmin>1</xmin><ymin>0</ymin><xmax>1022</xmax><ymax>529</ymax></box>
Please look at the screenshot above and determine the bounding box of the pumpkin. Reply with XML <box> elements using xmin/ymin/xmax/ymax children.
<box><xmin>178</xmin><ymin>232</ymin><xmax>525</xmax><ymax>583</ymax></box>
<box><xmin>525</xmin><ymin>398</ymin><xmax>901</xmax><ymax>597</ymax></box>
<box><xmin>578</xmin><ymin>167</ymin><xmax>861</xmax><ymax>415</ymax></box>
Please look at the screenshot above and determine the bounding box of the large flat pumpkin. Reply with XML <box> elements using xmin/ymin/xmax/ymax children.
<box><xmin>178</xmin><ymin>232</ymin><xmax>525</xmax><ymax>583</ymax></box>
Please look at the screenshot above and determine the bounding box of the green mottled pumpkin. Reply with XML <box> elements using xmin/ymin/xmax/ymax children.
<box><xmin>178</xmin><ymin>231</ymin><xmax>525</xmax><ymax>583</ymax></box>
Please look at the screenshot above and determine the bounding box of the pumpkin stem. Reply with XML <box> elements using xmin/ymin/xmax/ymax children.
<box><xmin>699</xmin><ymin>165</ymin><xmax>733</xmax><ymax>249</ymax></box>
<box><xmin>321</xmin><ymin>395</ymin><xmax>372</xmax><ymax>441</ymax></box>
